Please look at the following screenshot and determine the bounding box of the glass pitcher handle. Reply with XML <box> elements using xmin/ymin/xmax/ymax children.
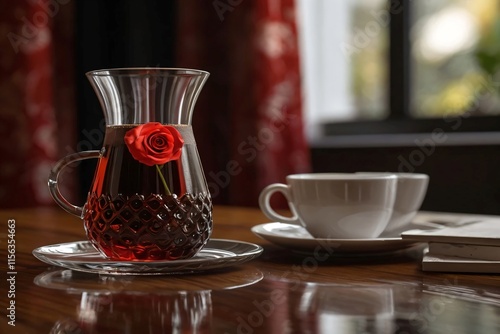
<box><xmin>48</xmin><ymin>151</ymin><xmax>101</xmax><ymax>217</ymax></box>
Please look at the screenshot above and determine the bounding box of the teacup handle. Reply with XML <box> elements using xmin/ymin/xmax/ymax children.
<box><xmin>48</xmin><ymin>151</ymin><xmax>101</xmax><ymax>217</ymax></box>
<box><xmin>258</xmin><ymin>183</ymin><xmax>300</xmax><ymax>224</ymax></box>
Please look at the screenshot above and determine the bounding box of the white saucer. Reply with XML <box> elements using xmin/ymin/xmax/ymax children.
<box><xmin>251</xmin><ymin>222</ymin><xmax>435</xmax><ymax>255</ymax></box>
<box><xmin>33</xmin><ymin>239</ymin><xmax>263</xmax><ymax>275</ymax></box>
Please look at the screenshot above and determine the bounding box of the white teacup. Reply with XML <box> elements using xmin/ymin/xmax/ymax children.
<box><xmin>258</xmin><ymin>173</ymin><xmax>397</xmax><ymax>239</ymax></box>
<box><xmin>357</xmin><ymin>172</ymin><xmax>429</xmax><ymax>234</ymax></box>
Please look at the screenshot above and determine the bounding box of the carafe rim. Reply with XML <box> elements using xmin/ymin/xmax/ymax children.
<box><xmin>86</xmin><ymin>67</ymin><xmax>210</xmax><ymax>77</ymax></box>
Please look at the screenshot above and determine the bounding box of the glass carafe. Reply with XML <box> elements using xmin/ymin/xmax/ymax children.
<box><xmin>48</xmin><ymin>68</ymin><xmax>212</xmax><ymax>261</ymax></box>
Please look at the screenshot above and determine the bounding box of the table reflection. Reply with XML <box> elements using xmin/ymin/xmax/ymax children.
<box><xmin>298</xmin><ymin>284</ymin><xmax>395</xmax><ymax>333</ymax></box>
<box><xmin>228</xmin><ymin>276</ymin><xmax>500</xmax><ymax>334</ymax></box>
<box><xmin>35</xmin><ymin>268</ymin><xmax>263</xmax><ymax>334</ymax></box>
<box><xmin>86</xmin><ymin>290</ymin><xmax>210</xmax><ymax>333</ymax></box>
<box><xmin>50</xmin><ymin>290</ymin><xmax>212</xmax><ymax>333</ymax></box>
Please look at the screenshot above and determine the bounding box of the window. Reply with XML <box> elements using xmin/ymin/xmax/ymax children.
<box><xmin>298</xmin><ymin>0</ymin><xmax>500</xmax><ymax>142</ymax></box>
<box><xmin>297</xmin><ymin>0</ymin><xmax>389</xmax><ymax>139</ymax></box>
<box><xmin>412</xmin><ymin>0</ymin><xmax>500</xmax><ymax>118</ymax></box>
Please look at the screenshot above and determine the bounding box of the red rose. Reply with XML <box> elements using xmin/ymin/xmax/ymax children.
<box><xmin>124</xmin><ymin>122</ymin><xmax>184</xmax><ymax>166</ymax></box>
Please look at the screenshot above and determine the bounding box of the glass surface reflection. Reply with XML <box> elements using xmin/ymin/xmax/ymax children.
<box><xmin>36</xmin><ymin>268</ymin><xmax>263</xmax><ymax>333</ymax></box>
<box><xmin>298</xmin><ymin>284</ymin><xmax>395</xmax><ymax>333</ymax></box>
<box><xmin>73</xmin><ymin>290</ymin><xmax>211</xmax><ymax>333</ymax></box>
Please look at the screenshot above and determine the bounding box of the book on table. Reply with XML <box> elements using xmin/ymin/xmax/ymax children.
<box><xmin>427</xmin><ymin>242</ymin><xmax>500</xmax><ymax>261</ymax></box>
<box><xmin>420</xmin><ymin>253</ymin><xmax>500</xmax><ymax>274</ymax></box>
<box><xmin>401</xmin><ymin>219</ymin><xmax>500</xmax><ymax>273</ymax></box>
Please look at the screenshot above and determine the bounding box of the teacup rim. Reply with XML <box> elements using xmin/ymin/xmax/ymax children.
<box><xmin>285</xmin><ymin>173</ymin><xmax>397</xmax><ymax>181</ymax></box>
<box><xmin>355</xmin><ymin>172</ymin><xmax>429</xmax><ymax>180</ymax></box>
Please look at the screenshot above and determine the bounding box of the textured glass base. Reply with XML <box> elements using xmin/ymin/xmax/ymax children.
<box><xmin>83</xmin><ymin>192</ymin><xmax>213</xmax><ymax>261</ymax></box>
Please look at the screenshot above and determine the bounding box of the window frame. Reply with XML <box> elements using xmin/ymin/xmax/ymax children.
<box><xmin>320</xmin><ymin>0</ymin><xmax>500</xmax><ymax>144</ymax></box>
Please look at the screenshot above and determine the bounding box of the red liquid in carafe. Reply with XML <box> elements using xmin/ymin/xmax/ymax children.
<box><xmin>83</xmin><ymin>125</ymin><xmax>212</xmax><ymax>261</ymax></box>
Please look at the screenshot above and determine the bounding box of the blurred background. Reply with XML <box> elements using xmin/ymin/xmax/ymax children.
<box><xmin>2</xmin><ymin>0</ymin><xmax>500</xmax><ymax>213</ymax></box>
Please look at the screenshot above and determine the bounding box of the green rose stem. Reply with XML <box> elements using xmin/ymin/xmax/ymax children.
<box><xmin>155</xmin><ymin>164</ymin><xmax>171</xmax><ymax>195</ymax></box>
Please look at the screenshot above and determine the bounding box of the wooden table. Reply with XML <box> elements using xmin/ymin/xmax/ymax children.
<box><xmin>1</xmin><ymin>206</ymin><xmax>500</xmax><ymax>333</ymax></box>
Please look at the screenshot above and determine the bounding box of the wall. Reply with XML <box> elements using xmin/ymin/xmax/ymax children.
<box><xmin>311</xmin><ymin>145</ymin><xmax>500</xmax><ymax>214</ymax></box>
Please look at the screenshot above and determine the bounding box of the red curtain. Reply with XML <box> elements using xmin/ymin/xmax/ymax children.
<box><xmin>176</xmin><ymin>0</ymin><xmax>311</xmax><ymax>207</ymax></box>
<box><xmin>0</xmin><ymin>0</ymin><xmax>309</xmax><ymax>208</ymax></box>
<box><xmin>0</xmin><ymin>0</ymin><xmax>77</xmax><ymax>208</ymax></box>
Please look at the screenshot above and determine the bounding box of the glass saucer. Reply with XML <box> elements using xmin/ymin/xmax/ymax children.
<box><xmin>251</xmin><ymin>222</ymin><xmax>435</xmax><ymax>255</ymax></box>
<box><xmin>33</xmin><ymin>239</ymin><xmax>263</xmax><ymax>275</ymax></box>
